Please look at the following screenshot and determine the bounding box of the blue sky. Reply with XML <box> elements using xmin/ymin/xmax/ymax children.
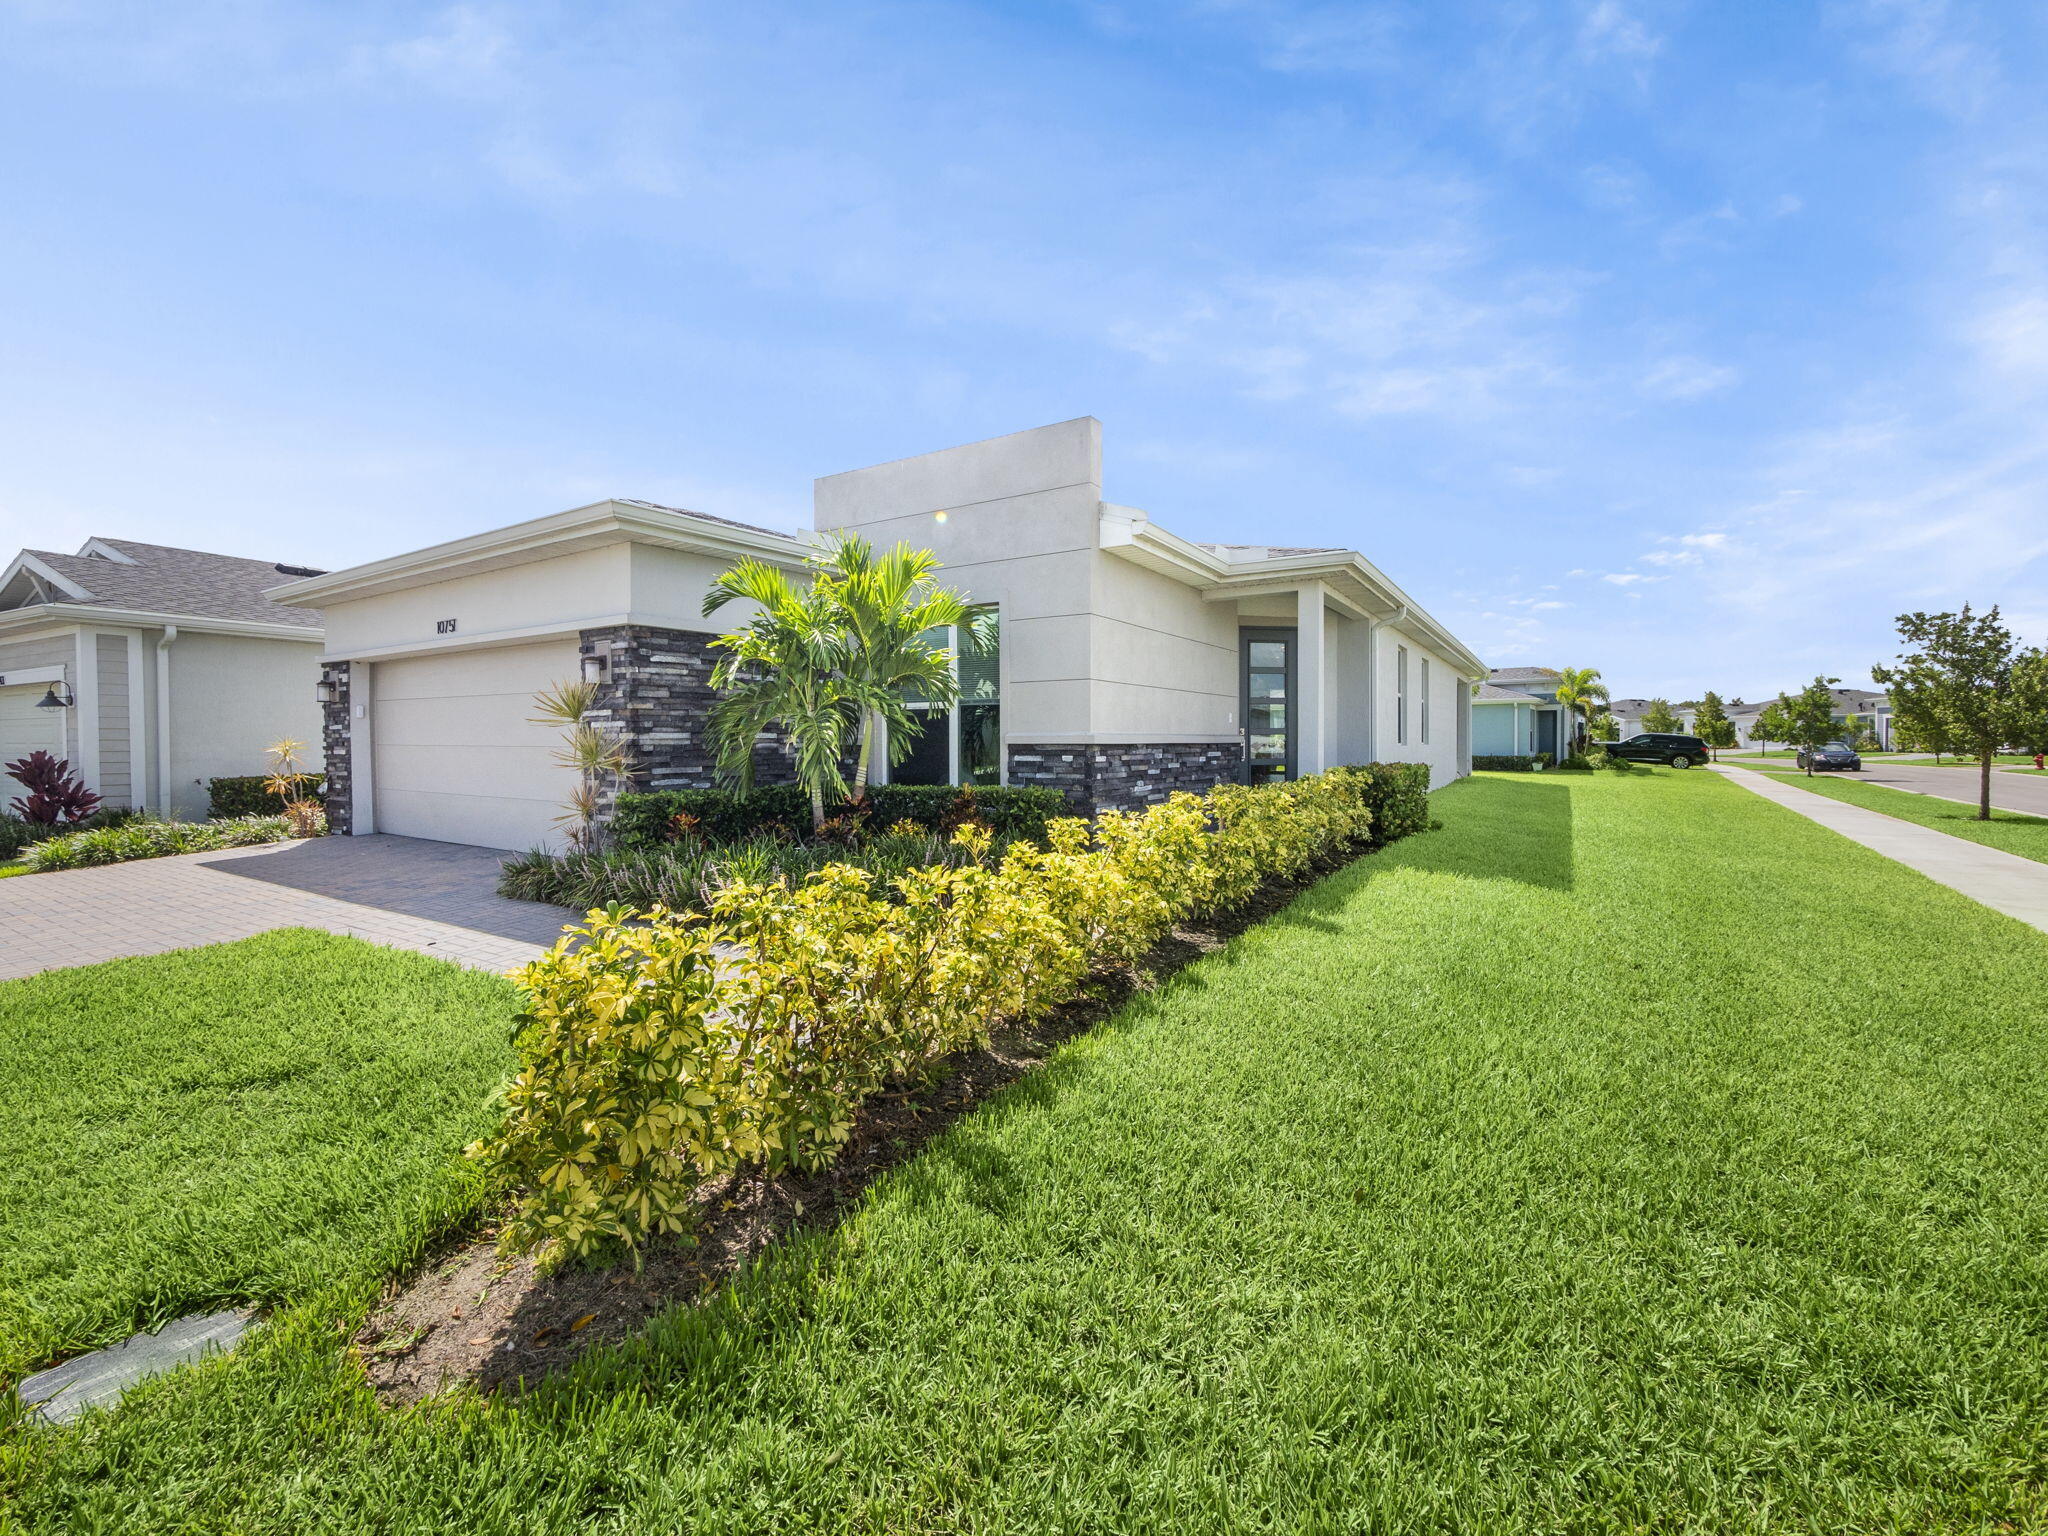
<box><xmin>3</xmin><ymin>1</ymin><xmax>2044</xmax><ymax>702</ymax></box>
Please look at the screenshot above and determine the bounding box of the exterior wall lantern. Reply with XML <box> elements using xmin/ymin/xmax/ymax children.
<box><xmin>315</xmin><ymin>679</ymin><xmax>338</xmax><ymax>705</ymax></box>
<box><xmin>36</xmin><ymin>681</ymin><xmax>75</xmax><ymax>709</ymax></box>
<box><xmin>580</xmin><ymin>653</ymin><xmax>607</xmax><ymax>685</ymax></box>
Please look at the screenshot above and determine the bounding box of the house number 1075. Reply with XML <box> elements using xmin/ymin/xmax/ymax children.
<box><xmin>436</xmin><ymin>619</ymin><xmax>457</xmax><ymax>635</ymax></box>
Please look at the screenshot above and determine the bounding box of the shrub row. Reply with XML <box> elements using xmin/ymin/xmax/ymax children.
<box><xmin>611</xmin><ymin>782</ymin><xmax>1068</xmax><ymax>850</ymax></box>
<box><xmin>207</xmin><ymin>774</ymin><xmax>326</xmax><ymax>819</ymax></box>
<box><xmin>471</xmin><ymin>767</ymin><xmax>1398</xmax><ymax>1264</ymax></box>
<box><xmin>499</xmin><ymin>826</ymin><xmax>989</xmax><ymax>912</ymax></box>
<box><xmin>1472</xmin><ymin>755</ymin><xmax>1546</xmax><ymax>772</ymax></box>
<box><xmin>24</xmin><ymin>813</ymin><xmax>307</xmax><ymax>872</ymax></box>
<box><xmin>1558</xmin><ymin>749</ymin><xmax>1635</xmax><ymax>773</ymax></box>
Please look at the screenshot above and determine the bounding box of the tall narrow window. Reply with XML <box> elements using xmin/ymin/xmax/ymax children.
<box><xmin>956</xmin><ymin>608</ymin><xmax>1001</xmax><ymax>785</ymax></box>
<box><xmin>1420</xmin><ymin>657</ymin><xmax>1431</xmax><ymax>744</ymax></box>
<box><xmin>1396</xmin><ymin>645</ymin><xmax>1409</xmax><ymax>745</ymax></box>
<box><xmin>889</xmin><ymin>605</ymin><xmax>1000</xmax><ymax>786</ymax></box>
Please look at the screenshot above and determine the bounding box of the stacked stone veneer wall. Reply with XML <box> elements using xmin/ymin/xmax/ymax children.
<box><xmin>1006</xmin><ymin>742</ymin><xmax>1244</xmax><ymax>813</ymax></box>
<box><xmin>579</xmin><ymin>625</ymin><xmax>801</xmax><ymax>800</ymax></box>
<box><xmin>318</xmin><ymin>660</ymin><xmax>352</xmax><ymax>835</ymax></box>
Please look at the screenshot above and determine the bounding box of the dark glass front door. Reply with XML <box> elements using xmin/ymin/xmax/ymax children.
<box><xmin>1241</xmin><ymin>628</ymin><xmax>1296</xmax><ymax>784</ymax></box>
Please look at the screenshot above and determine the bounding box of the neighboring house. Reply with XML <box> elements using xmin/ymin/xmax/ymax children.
<box><xmin>1605</xmin><ymin>697</ymin><xmax>1656</xmax><ymax>737</ymax></box>
<box><xmin>274</xmin><ymin>418</ymin><xmax>1487</xmax><ymax>852</ymax></box>
<box><xmin>0</xmin><ymin>539</ymin><xmax>326</xmax><ymax>820</ymax></box>
<box><xmin>1471</xmin><ymin>668</ymin><xmax>1572</xmax><ymax>763</ymax></box>
<box><xmin>1729</xmin><ymin>688</ymin><xmax>1891</xmax><ymax>749</ymax></box>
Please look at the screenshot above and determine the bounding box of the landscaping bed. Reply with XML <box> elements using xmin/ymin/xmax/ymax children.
<box><xmin>361</xmin><ymin>851</ymin><xmax>1330</xmax><ymax>1403</ymax></box>
<box><xmin>18</xmin><ymin>812</ymin><xmax>308</xmax><ymax>872</ymax></box>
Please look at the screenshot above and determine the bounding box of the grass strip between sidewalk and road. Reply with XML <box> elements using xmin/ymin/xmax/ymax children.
<box><xmin>1743</xmin><ymin>768</ymin><xmax>2048</xmax><ymax>867</ymax></box>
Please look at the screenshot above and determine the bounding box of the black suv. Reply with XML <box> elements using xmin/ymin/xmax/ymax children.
<box><xmin>1606</xmin><ymin>733</ymin><xmax>1710</xmax><ymax>768</ymax></box>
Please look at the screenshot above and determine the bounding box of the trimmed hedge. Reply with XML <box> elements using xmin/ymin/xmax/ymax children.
<box><xmin>472</xmin><ymin>767</ymin><xmax>1390</xmax><ymax>1264</ymax></box>
<box><xmin>1473</xmin><ymin>755</ymin><xmax>1546</xmax><ymax>772</ymax></box>
<box><xmin>611</xmin><ymin>783</ymin><xmax>1069</xmax><ymax>849</ymax></box>
<box><xmin>208</xmin><ymin>774</ymin><xmax>325</xmax><ymax>819</ymax></box>
<box><xmin>1348</xmin><ymin>760</ymin><xmax>1431</xmax><ymax>846</ymax></box>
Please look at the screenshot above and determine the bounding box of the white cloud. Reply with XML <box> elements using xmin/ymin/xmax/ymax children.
<box><xmin>1601</xmin><ymin>571</ymin><xmax>1659</xmax><ymax>585</ymax></box>
<box><xmin>1640</xmin><ymin>355</ymin><xmax>1739</xmax><ymax>400</ymax></box>
<box><xmin>1578</xmin><ymin>1</ymin><xmax>1663</xmax><ymax>66</ymax></box>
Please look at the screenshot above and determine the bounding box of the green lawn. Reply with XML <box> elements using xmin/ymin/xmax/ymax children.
<box><xmin>11</xmin><ymin>772</ymin><xmax>2048</xmax><ymax>1532</ymax></box>
<box><xmin>0</xmin><ymin>931</ymin><xmax>517</xmax><ymax>1388</ymax></box>
<box><xmin>1746</xmin><ymin>769</ymin><xmax>2048</xmax><ymax>866</ymax></box>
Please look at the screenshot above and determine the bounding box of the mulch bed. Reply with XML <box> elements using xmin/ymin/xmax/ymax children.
<box><xmin>355</xmin><ymin>850</ymin><xmax>1359</xmax><ymax>1406</ymax></box>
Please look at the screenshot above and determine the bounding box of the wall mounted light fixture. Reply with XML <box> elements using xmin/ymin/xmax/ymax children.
<box><xmin>35</xmin><ymin>682</ymin><xmax>75</xmax><ymax>709</ymax></box>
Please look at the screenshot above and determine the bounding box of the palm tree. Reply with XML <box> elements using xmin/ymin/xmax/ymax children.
<box><xmin>702</xmin><ymin>557</ymin><xmax>868</xmax><ymax>830</ymax></box>
<box><xmin>1553</xmin><ymin>666</ymin><xmax>1610</xmax><ymax>753</ymax></box>
<box><xmin>814</xmin><ymin>532</ymin><xmax>989</xmax><ymax>796</ymax></box>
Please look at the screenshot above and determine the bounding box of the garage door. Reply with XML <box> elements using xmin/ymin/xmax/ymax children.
<box><xmin>371</xmin><ymin>640</ymin><xmax>581</xmax><ymax>851</ymax></box>
<box><xmin>0</xmin><ymin>683</ymin><xmax>67</xmax><ymax>786</ymax></box>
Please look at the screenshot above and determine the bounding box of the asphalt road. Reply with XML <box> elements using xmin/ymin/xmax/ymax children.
<box><xmin>1835</xmin><ymin>761</ymin><xmax>2048</xmax><ymax>819</ymax></box>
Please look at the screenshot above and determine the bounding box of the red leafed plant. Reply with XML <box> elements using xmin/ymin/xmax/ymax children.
<box><xmin>5</xmin><ymin>750</ymin><xmax>102</xmax><ymax>825</ymax></box>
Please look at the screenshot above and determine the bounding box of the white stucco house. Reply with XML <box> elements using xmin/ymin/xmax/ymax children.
<box><xmin>0</xmin><ymin>539</ymin><xmax>326</xmax><ymax>819</ymax></box>
<box><xmin>272</xmin><ymin>419</ymin><xmax>1486</xmax><ymax>851</ymax></box>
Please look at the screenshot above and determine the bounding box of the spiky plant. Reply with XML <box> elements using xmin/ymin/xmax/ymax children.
<box><xmin>529</xmin><ymin>679</ymin><xmax>632</xmax><ymax>852</ymax></box>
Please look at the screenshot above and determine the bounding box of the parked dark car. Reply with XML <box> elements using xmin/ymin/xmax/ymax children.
<box><xmin>1796</xmin><ymin>742</ymin><xmax>1863</xmax><ymax>771</ymax></box>
<box><xmin>1606</xmin><ymin>733</ymin><xmax>1710</xmax><ymax>768</ymax></box>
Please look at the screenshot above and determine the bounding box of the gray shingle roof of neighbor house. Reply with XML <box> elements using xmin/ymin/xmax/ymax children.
<box><xmin>11</xmin><ymin>539</ymin><xmax>326</xmax><ymax>628</ymax></box>
<box><xmin>1487</xmin><ymin>666</ymin><xmax>1563</xmax><ymax>683</ymax></box>
<box><xmin>1474</xmin><ymin>682</ymin><xmax>1547</xmax><ymax>701</ymax></box>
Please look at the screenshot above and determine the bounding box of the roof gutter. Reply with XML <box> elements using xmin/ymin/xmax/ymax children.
<box><xmin>155</xmin><ymin>625</ymin><xmax>177</xmax><ymax>815</ymax></box>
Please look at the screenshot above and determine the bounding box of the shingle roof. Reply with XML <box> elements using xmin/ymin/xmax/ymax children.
<box><xmin>9</xmin><ymin>539</ymin><xmax>325</xmax><ymax>628</ymax></box>
<box><xmin>1474</xmin><ymin>682</ymin><xmax>1547</xmax><ymax>701</ymax></box>
<box><xmin>1487</xmin><ymin>666</ymin><xmax>1562</xmax><ymax>682</ymax></box>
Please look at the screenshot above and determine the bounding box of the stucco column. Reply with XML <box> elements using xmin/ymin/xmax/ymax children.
<box><xmin>1296</xmin><ymin>580</ymin><xmax>1326</xmax><ymax>776</ymax></box>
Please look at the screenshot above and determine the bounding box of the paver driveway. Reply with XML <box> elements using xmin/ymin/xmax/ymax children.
<box><xmin>0</xmin><ymin>835</ymin><xmax>576</xmax><ymax>981</ymax></box>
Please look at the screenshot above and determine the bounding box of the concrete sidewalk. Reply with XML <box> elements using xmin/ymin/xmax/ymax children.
<box><xmin>1710</xmin><ymin>766</ymin><xmax>2048</xmax><ymax>935</ymax></box>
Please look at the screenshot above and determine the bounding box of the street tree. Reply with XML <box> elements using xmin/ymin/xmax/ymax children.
<box><xmin>1692</xmin><ymin>692</ymin><xmax>1737</xmax><ymax>761</ymax></box>
<box><xmin>1780</xmin><ymin>678</ymin><xmax>1843</xmax><ymax>776</ymax></box>
<box><xmin>1752</xmin><ymin>700</ymin><xmax>1792</xmax><ymax>754</ymax></box>
<box><xmin>1873</xmin><ymin>605</ymin><xmax>2034</xmax><ymax>820</ymax></box>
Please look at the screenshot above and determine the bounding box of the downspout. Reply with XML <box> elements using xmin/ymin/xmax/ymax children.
<box><xmin>156</xmin><ymin>625</ymin><xmax>177</xmax><ymax>815</ymax></box>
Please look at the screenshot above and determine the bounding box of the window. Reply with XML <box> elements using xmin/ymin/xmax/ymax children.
<box><xmin>888</xmin><ymin>605</ymin><xmax>1001</xmax><ymax>786</ymax></box>
<box><xmin>1420</xmin><ymin>657</ymin><xmax>1431</xmax><ymax>744</ymax></box>
<box><xmin>1396</xmin><ymin>645</ymin><xmax>1409</xmax><ymax>745</ymax></box>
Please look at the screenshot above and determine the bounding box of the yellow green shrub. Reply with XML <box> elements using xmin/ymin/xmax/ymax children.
<box><xmin>472</xmin><ymin>769</ymin><xmax>1383</xmax><ymax>1264</ymax></box>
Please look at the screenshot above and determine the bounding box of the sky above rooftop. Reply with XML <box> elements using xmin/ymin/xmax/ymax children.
<box><xmin>3</xmin><ymin>0</ymin><xmax>2044</xmax><ymax>701</ymax></box>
